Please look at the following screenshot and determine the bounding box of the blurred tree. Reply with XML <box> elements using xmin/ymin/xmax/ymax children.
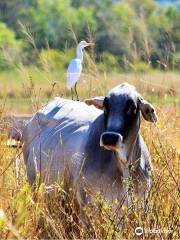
<box><xmin>18</xmin><ymin>0</ymin><xmax>96</xmax><ymax>49</ymax></box>
<box><xmin>148</xmin><ymin>6</ymin><xmax>178</xmax><ymax>69</ymax></box>
<box><xmin>0</xmin><ymin>22</ymin><xmax>22</xmax><ymax>69</ymax></box>
<box><xmin>0</xmin><ymin>0</ymin><xmax>179</xmax><ymax>70</ymax></box>
<box><xmin>95</xmin><ymin>2</ymin><xmax>135</xmax><ymax>68</ymax></box>
<box><xmin>0</xmin><ymin>0</ymin><xmax>28</xmax><ymax>32</ymax></box>
<box><xmin>71</xmin><ymin>0</ymin><xmax>112</xmax><ymax>8</ymax></box>
<box><xmin>127</xmin><ymin>0</ymin><xmax>157</xmax><ymax>17</ymax></box>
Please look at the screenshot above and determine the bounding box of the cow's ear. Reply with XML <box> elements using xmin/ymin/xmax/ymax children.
<box><xmin>138</xmin><ymin>96</ymin><xmax>158</xmax><ymax>123</ymax></box>
<box><xmin>85</xmin><ymin>96</ymin><xmax>104</xmax><ymax>110</ymax></box>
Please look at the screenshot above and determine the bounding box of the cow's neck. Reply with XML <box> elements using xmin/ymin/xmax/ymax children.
<box><xmin>115</xmin><ymin>132</ymin><xmax>146</xmax><ymax>206</ymax></box>
<box><xmin>114</xmin><ymin>132</ymin><xmax>140</xmax><ymax>176</ymax></box>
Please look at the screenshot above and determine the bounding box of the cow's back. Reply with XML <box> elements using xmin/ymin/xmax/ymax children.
<box><xmin>22</xmin><ymin>98</ymin><xmax>102</xmax><ymax>184</ymax></box>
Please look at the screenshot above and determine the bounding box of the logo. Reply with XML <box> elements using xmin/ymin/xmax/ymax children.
<box><xmin>135</xmin><ymin>227</ymin><xmax>143</xmax><ymax>236</ymax></box>
<box><xmin>135</xmin><ymin>227</ymin><xmax>173</xmax><ymax>236</ymax></box>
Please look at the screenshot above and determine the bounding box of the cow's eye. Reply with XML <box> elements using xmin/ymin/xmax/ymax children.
<box><xmin>126</xmin><ymin>101</ymin><xmax>137</xmax><ymax>116</ymax></box>
<box><xmin>103</xmin><ymin>97</ymin><xmax>109</xmax><ymax>114</ymax></box>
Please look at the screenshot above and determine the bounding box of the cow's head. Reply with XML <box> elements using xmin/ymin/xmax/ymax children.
<box><xmin>85</xmin><ymin>83</ymin><xmax>157</xmax><ymax>163</ymax></box>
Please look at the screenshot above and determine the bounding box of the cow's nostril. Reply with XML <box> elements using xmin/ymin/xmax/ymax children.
<box><xmin>101</xmin><ymin>132</ymin><xmax>122</xmax><ymax>147</ymax></box>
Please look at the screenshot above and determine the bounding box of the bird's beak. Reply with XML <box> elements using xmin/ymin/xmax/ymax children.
<box><xmin>87</xmin><ymin>42</ymin><xmax>95</xmax><ymax>47</ymax></box>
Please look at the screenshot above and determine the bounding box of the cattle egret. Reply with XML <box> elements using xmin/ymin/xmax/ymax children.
<box><xmin>67</xmin><ymin>40</ymin><xmax>94</xmax><ymax>101</ymax></box>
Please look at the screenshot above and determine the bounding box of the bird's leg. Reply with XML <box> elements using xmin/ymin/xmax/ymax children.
<box><xmin>74</xmin><ymin>82</ymin><xmax>79</xmax><ymax>101</ymax></box>
<box><xmin>71</xmin><ymin>88</ymin><xmax>74</xmax><ymax>100</ymax></box>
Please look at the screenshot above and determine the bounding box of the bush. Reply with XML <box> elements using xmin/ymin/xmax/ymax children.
<box><xmin>171</xmin><ymin>52</ymin><xmax>180</xmax><ymax>69</ymax></box>
<box><xmin>133</xmin><ymin>61</ymin><xmax>151</xmax><ymax>73</ymax></box>
<box><xmin>100</xmin><ymin>52</ymin><xmax>119</xmax><ymax>72</ymax></box>
<box><xmin>39</xmin><ymin>49</ymin><xmax>74</xmax><ymax>71</ymax></box>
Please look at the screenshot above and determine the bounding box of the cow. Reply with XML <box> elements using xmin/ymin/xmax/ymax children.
<box><xmin>22</xmin><ymin>83</ymin><xmax>157</xmax><ymax>210</ymax></box>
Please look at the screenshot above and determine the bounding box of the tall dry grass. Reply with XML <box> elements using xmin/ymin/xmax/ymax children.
<box><xmin>0</xmin><ymin>102</ymin><xmax>179</xmax><ymax>239</ymax></box>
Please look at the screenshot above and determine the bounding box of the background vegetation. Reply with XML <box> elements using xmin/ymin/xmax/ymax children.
<box><xmin>0</xmin><ymin>0</ymin><xmax>180</xmax><ymax>72</ymax></box>
<box><xmin>0</xmin><ymin>0</ymin><xmax>179</xmax><ymax>113</ymax></box>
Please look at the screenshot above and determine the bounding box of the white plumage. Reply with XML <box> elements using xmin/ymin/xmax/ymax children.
<box><xmin>67</xmin><ymin>59</ymin><xmax>82</xmax><ymax>89</ymax></box>
<box><xmin>66</xmin><ymin>40</ymin><xmax>94</xmax><ymax>100</ymax></box>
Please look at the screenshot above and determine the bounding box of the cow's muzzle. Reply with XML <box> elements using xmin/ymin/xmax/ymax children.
<box><xmin>100</xmin><ymin>131</ymin><xmax>123</xmax><ymax>150</ymax></box>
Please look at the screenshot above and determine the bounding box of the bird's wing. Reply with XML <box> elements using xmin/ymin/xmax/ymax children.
<box><xmin>67</xmin><ymin>59</ymin><xmax>82</xmax><ymax>89</ymax></box>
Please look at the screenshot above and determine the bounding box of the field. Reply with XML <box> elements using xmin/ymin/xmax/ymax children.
<box><xmin>0</xmin><ymin>67</ymin><xmax>179</xmax><ymax>112</ymax></box>
<box><xmin>0</xmin><ymin>69</ymin><xmax>179</xmax><ymax>239</ymax></box>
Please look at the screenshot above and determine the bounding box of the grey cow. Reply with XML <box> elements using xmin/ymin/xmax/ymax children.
<box><xmin>22</xmin><ymin>83</ymin><xmax>157</xmax><ymax>207</ymax></box>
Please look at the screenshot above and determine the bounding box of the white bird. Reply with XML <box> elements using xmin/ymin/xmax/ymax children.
<box><xmin>67</xmin><ymin>40</ymin><xmax>94</xmax><ymax>101</ymax></box>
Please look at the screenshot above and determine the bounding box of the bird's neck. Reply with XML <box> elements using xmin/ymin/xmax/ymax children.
<box><xmin>76</xmin><ymin>46</ymin><xmax>83</xmax><ymax>61</ymax></box>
